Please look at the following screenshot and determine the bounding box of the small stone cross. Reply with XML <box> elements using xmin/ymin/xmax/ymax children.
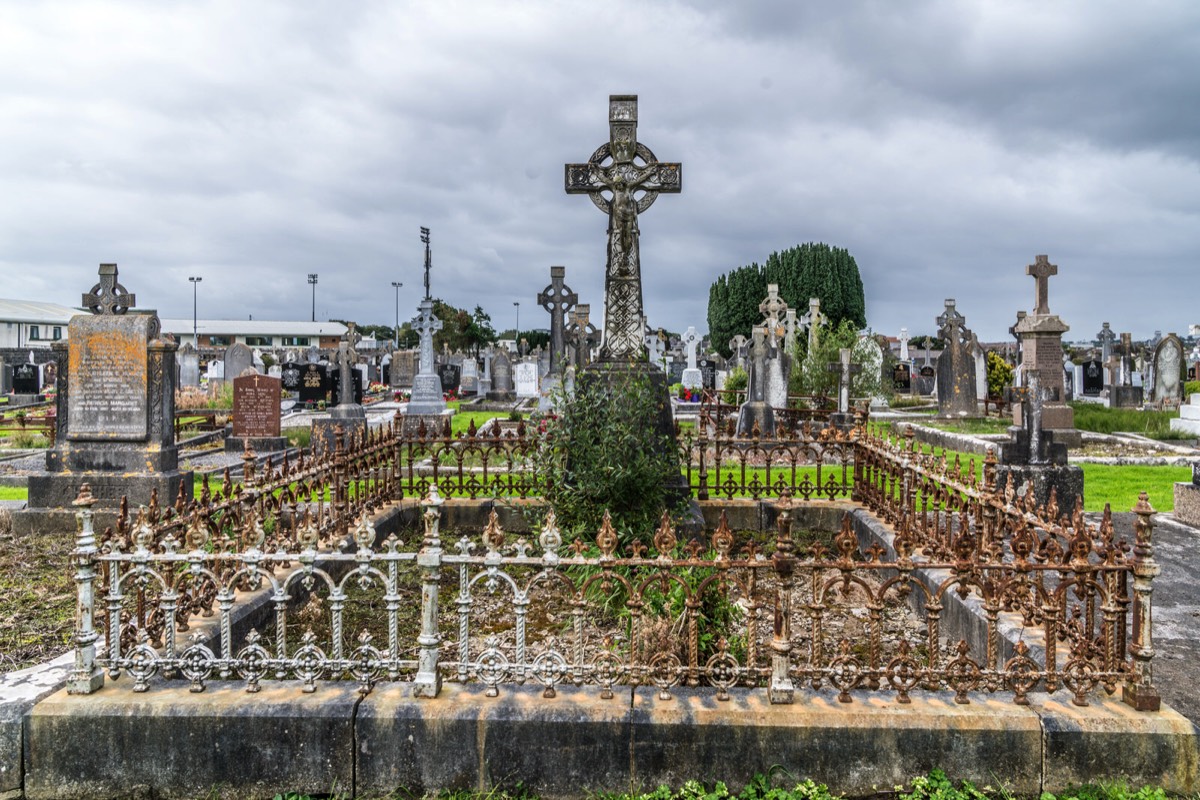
<box><xmin>337</xmin><ymin>323</ymin><xmax>362</xmax><ymax>406</ymax></box>
<box><xmin>799</xmin><ymin>297</ymin><xmax>824</xmax><ymax>351</ymax></box>
<box><xmin>1026</xmin><ymin>254</ymin><xmax>1057</xmax><ymax>316</ymax></box>
<box><xmin>682</xmin><ymin>327</ymin><xmax>701</xmax><ymax>370</ymax></box>
<box><xmin>729</xmin><ymin>334</ymin><xmax>748</xmax><ymax>368</ymax></box>
<box><xmin>413</xmin><ymin>302</ymin><xmax>443</xmax><ymax>375</ymax></box>
<box><xmin>82</xmin><ymin>263</ymin><xmax>136</xmax><ymax>316</ymax></box>
<box><xmin>537</xmin><ymin>265</ymin><xmax>577</xmax><ymax>375</ymax></box>
<box><xmin>898</xmin><ymin>327</ymin><xmax>910</xmax><ymax>362</ymax></box>
<box><xmin>1096</xmin><ymin>322</ymin><xmax>1117</xmax><ymax>362</ymax></box>
<box><xmin>784</xmin><ymin>309</ymin><xmax>798</xmax><ymax>351</ymax></box>
<box><xmin>826</xmin><ymin>348</ymin><xmax>862</xmax><ymax>413</ymax></box>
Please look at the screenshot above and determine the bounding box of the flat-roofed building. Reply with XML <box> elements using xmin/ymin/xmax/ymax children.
<box><xmin>158</xmin><ymin>319</ymin><xmax>348</xmax><ymax>352</ymax></box>
<box><xmin>0</xmin><ymin>299</ymin><xmax>78</xmax><ymax>348</ymax></box>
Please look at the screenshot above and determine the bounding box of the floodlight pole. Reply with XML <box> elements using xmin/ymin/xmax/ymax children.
<box><xmin>188</xmin><ymin>276</ymin><xmax>202</xmax><ymax>349</ymax></box>
<box><xmin>391</xmin><ymin>281</ymin><xmax>403</xmax><ymax>349</ymax></box>
<box><xmin>308</xmin><ymin>273</ymin><xmax>319</xmax><ymax>322</ymax></box>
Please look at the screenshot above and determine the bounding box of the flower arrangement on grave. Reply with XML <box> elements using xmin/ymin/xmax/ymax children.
<box><xmin>393</xmin><ymin>390</ymin><xmax>411</xmax><ymax>402</ymax></box>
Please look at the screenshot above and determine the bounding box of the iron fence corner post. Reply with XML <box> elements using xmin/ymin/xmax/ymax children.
<box><xmin>769</xmin><ymin>496</ymin><xmax>796</xmax><ymax>704</ymax></box>
<box><xmin>334</xmin><ymin>424</ymin><xmax>348</xmax><ymax>539</ymax></box>
<box><xmin>1123</xmin><ymin>491</ymin><xmax>1161</xmax><ymax>711</ymax></box>
<box><xmin>69</xmin><ymin>484</ymin><xmax>104</xmax><ymax>694</ymax></box>
<box><xmin>414</xmin><ymin>484</ymin><xmax>445</xmax><ymax>697</ymax></box>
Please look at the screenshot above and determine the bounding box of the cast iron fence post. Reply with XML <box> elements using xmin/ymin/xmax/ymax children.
<box><xmin>414</xmin><ymin>483</ymin><xmax>445</xmax><ymax>697</ymax></box>
<box><xmin>68</xmin><ymin>484</ymin><xmax>104</xmax><ymax>694</ymax></box>
<box><xmin>769</xmin><ymin>493</ymin><xmax>796</xmax><ymax>704</ymax></box>
<box><xmin>1123</xmin><ymin>491</ymin><xmax>1161</xmax><ymax>711</ymax></box>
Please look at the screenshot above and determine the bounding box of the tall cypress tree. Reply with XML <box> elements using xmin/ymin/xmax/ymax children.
<box><xmin>706</xmin><ymin>243</ymin><xmax>867</xmax><ymax>356</ymax></box>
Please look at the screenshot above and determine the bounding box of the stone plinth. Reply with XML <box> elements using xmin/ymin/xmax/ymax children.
<box><xmin>1168</xmin><ymin>393</ymin><xmax>1200</xmax><ymax>436</ymax></box>
<box><xmin>1014</xmin><ymin>311</ymin><xmax>1075</xmax><ymax>435</ymax></box>
<box><xmin>311</xmin><ymin>404</ymin><xmax>367</xmax><ymax>456</ymax></box>
<box><xmin>1110</xmin><ymin>385</ymin><xmax>1144</xmax><ymax>409</ymax></box>
<box><xmin>1175</xmin><ymin>481</ymin><xmax>1200</xmax><ymax>528</ymax></box>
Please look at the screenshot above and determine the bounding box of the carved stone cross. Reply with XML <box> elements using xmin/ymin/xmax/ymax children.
<box><xmin>565</xmin><ymin>95</ymin><xmax>682</xmax><ymax>361</ymax></box>
<box><xmin>784</xmin><ymin>309</ymin><xmax>798</xmax><ymax>351</ymax></box>
<box><xmin>937</xmin><ymin>299</ymin><xmax>965</xmax><ymax>342</ymax></box>
<box><xmin>799</xmin><ymin>297</ymin><xmax>824</xmax><ymax>351</ymax></box>
<box><xmin>1027</xmin><ymin>254</ymin><xmax>1057</xmax><ymax>315</ymax></box>
<box><xmin>537</xmin><ymin>266</ymin><xmax>577</xmax><ymax>376</ymax></box>
<box><xmin>82</xmin><ymin>263</ymin><xmax>136</xmax><ymax>316</ymax></box>
<box><xmin>412</xmin><ymin>301</ymin><xmax>443</xmax><ymax>376</ymax></box>
<box><xmin>565</xmin><ymin>304</ymin><xmax>599</xmax><ymax>370</ymax></box>
<box><xmin>336</xmin><ymin>322</ymin><xmax>362</xmax><ymax>406</ymax></box>
<box><xmin>759</xmin><ymin>284</ymin><xmax>788</xmax><ymax>335</ymax></box>
<box><xmin>729</xmin><ymin>334</ymin><xmax>748</xmax><ymax>368</ymax></box>
<box><xmin>826</xmin><ymin>348</ymin><xmax>862</xmax><ymax>414</ymax></box>
<box><xmin>1097</xmin><ymin>322</ymin><xmax>1117</xmax><ymax>362</ymax></box>
<box><xmin>899</xmin><ymin>327</ymin><xmax>910</xmax><ymax>362</ymax></box>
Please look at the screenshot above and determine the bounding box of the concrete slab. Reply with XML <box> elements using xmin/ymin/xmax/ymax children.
<box><xmin>630</xmin><ymin>687</ymin><xmax>1043</xmax><ymax>796</ymax></box>
<box><xmin>25</xmin><ymin>678</ymin><xmax>358</xmax><ymax>800</ymax></box>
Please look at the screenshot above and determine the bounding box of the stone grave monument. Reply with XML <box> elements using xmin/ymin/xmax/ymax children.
<box><xmin>997</xmin><ymin>368</ymin><xmax>1084</xmax><ymax>513</ymax></box>
<box><xmin>12</xmin><ymin>362</ymin><xmax>40</xmax><ymax>398</ymax></box>
<box><xmin>1110</xmin><ymin>332</ymin><xmax>1143</xmax><ymax>409</ymax></box>
<box><xmin>488</xmin><ymin>349</ymin><xmax>514</xmax><ymax>400</ymax></box>
<box><xmin>391</xmin><ymin>350</ymin><xmax>416</xmax><ymax>390</ymax></box>
<box><xmin>1012</xmin><ymin>255</ymin><xmax>1077</xmax><ymax>445</ymax></box>
<box><xmin>1096</xmin><ymin>322</ymin><xmax>1117</xmax><ymax>388</ymax></box>
<box><xmin>20</xmin><ymin>264</ymin><xmax>193</xmax><ymax>534</ymax></box>
<box><xmin>892</xmin><ymin>362</ymin><xmax>912</xmax><ymax>394</ymax></box>
<box><xmin>1174</xmin><ymin>462</ymin><xmax>1200</xmax><ymax>528</ymax></box>
<box><xmin>565</xmin><ymin>94</ymin><xmax>684</xmax><ymax>495</ymax></box>
<box><xmin>1151</xmin><ymin>333</ymin><xmax>1184</xmax><ymax>409</ymax></box>
<box><xmin>460</xmin><ymin>357</ymin><xmax>479</xmax><ymax>396</ymax></box>
<box><xmin>515</xmin><ymin>362</ymin><xmax>539</xmax><ymax>399</ymax></box>
<box><xmin>228</xmin><ymin>372</ymin><xmax>287</xmax><ymax>453</ymax></box>
<box><xmin>177</xmin><ymin>342</ymin><xmax>200</xmax><ymax>387</ymax></box>
<box><xmin>438</xmin><ymin>362</ymin><xmax>461</xmax><ymax>395</ymax></box>
<box><xmin>313</xmin><ymin>322</ymin><xmax>367</xmax><ymax>452</ymax></box>
<box><xmin>826</xmin><ymin>348</ymin><xmax>862</xmax><ymax>418</ymax></box>
<box><xmin>758</xmin><ymin>285</ymin><xmax>792</xmax><ymax>410</ymax></box>
<box><xmin>565</xmin><ymin>304</ymin><xmax>599</xmax><ymax>371</ymax></box>
<box><xmin>1081</xmin><ymin>359</ymin><xmax>1104</xmax><ymax>397</ymax></box>
<box><xmin>681</xmin><ymin>327</ymin><xmax>702</xmax><ymax>389</ymax></box>
<box><xmin>935</xmin><ymin>299</ymin><xmax>978</xmax><ymax>418</ymax></box>
<box><xmin>406</xmin><ymin>229</ymin><xmax>448</xmax><ymax>419</ymax></box>
<box><xmin>736</xmin><ymin>326</ymin><xmax>776</xmax><ymax>438</ymax></box>
<box><xmin>224</xmin><ymin>342</ymin><xmax>254</xmax><ymax>381</ymax></box>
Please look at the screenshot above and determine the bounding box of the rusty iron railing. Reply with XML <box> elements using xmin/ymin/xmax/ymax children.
<box><xmin>65</xmin><ymin>413</ymin><xmax>1159</xmax><ymax>710</ymax></box>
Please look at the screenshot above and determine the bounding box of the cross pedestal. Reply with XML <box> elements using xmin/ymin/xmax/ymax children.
<box><xmin>408</xmin><ymin>298</ymin><xmax>447</xmax><ymax>416</ymax></box>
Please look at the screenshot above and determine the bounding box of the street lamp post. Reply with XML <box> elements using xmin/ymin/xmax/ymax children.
<box><xmin>188</xmin><ymin>276</ymin><xmax>202</xmax><ymax>349</ymax></box>
<box><xmin>308</xmin><ymin>273</ymin><xmax>318</xmax><ymax>322</ymax></box>
<box><xmin>513</xmin><ymin>301</ymin><xmax>520</xmax><ymax>355</ymax></box>
<box><xmin>391</xmin><ymin>281</ymin><xmax>403</xmax><ymax>349</ymax></box>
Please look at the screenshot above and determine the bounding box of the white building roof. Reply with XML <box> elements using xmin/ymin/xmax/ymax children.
<box><xmin>0</xmin><ymin>298</ymin><xmax>80</xmax><ymax>324</ymax></box>
<box><xmin>158</xmin><ymin>319</ymin><xmax>348</xmax><ymax>338</ymax></box>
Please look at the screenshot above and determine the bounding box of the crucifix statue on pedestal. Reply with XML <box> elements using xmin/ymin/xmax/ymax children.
<box><xmin>566</xmin><ymin>95</ymin><xmax>682</xmax><ymax>361</ymax></box>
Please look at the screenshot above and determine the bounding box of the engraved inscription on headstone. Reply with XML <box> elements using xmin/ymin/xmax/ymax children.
<box><xmin>67</xmin><ymin>314</ymin><xmax>152</xmax><ymax>440</ymax></box>
<box><xmin>1082</xmin><ymin>359</ymin><xmax>1103</xmax><ymax>396</ymax></box>
<box><xmin>438</xmin><ymin>363</ymin><xmax>461</xmax><ymax>393</ymax></box>
<box><xmin>298</xmin><ymin>363</ymin><xmax>330</xmax><ymax>405</ymax></box>
<box><xmin>233</xmin><ymin>374</ymin><xmax>282</xmax><ymax>438</ymax></box>
<box><xmin>281</xmin><ymin>363</ymin><xmax>302</xmax><ymax>392</ymax></box>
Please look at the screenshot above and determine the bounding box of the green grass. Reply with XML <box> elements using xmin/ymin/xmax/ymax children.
<box><xmin>1070</xmin><ymin>402</ymin><xmax>1179</xmax><ymax>438</ymax></box>
<box><xmin>1079</xmin><ymin>464</ymin><xmax>1189</xmax><ymax>513</ymax></box>
<box><xmin>922</xmin><ymin>417</ymin><xmax>1012</xmax><ymax>435</ymax></box>
<box><xmin>0</xmin><ymin>486</ymin><xmax>27</xmax><ymax>501</ymax></box>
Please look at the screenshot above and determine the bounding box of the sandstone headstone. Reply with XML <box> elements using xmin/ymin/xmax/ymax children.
<box><xmin>1152</xmin><ymin>334</ymin><xmax>1184</xmax><ymax>408</ymax></box>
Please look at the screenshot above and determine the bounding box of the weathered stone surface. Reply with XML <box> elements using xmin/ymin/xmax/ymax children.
<box><xmin>67</xmin><ymin>313</ymin><xmax>153</xmax><ymax>441</ymax></box>
<box><xmin>631</xmin><ymin>688</ymin><xmax>1043</xmax><ymax>796</ymax></box>
<box><xmin>1175</xmin><ymin>482</ymin><xmax>1200</xmax><ymax>528</ymax></box>
<box><xmin>25</xmin><ymin>680</ymin><xmax>357</xmax><ymax>800</ymax></box>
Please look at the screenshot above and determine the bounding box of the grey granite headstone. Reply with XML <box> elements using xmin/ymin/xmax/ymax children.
<box><xmin>224</xmin><ymin>343</ymin><xmax>254</xmax><ymax>380</ymax></box>
<box><xmin>490</xmin><ymin>350</ymin><xmax>513</xmax><ymax>396</ymax></box>
<box><xmin>391</xmin><ymin>350</ymin><xmax>416</xmax><ymax>389</ymax></box>
<box><xmin>177</xmin><ymin>342</ymin><xmax>200</xmax><ymax>387</ymax></box>
<box><xmin>935</xmin><ymin>299</ymin><xmax>978</xmax><ymax>417</ymax></box>
<box><xmin>461</xmin><ymin>358</ymin><xmax>479</xmax><ymax>394</ymax></box>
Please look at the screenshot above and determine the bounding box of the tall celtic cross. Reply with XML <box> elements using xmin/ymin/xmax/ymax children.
<box><xmin>565</xmin><ymin>95</ymin><xmax>682</xmax><ymax>361</ymax></box>
<box><xmin>937</xmin><ymin>298</ymin><xmax>966</xmax><ymax>343</ymax></box>
<box><xmin>759</xmin><ymin>283</ymin><xmax>788</xmax><ymax>341</ymax></box>
<box><xmin>537</xmin><ymin>265</ymin><xmax>577</xmax><ymax>376</ymax></box>
<box><xmin>413</xmin><ymin>302</ymin><xmax>442</xmax><ymax>375</ymax></box>
<box><xmin>82</xmin><ymin>263</ymin><xmax>136</xmax><ymax>315</ymax></box>
<box><xmin>1027</xmin><ymin>254</ymin><xmax>1057</xmax><ymax>315</ymax></box>
<box><xmin>1097</xmin><ymin>322</ymin><xmax>1117</xmax><ymax>362</ymax></box>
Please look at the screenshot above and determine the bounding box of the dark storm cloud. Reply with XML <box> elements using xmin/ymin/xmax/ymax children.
<box><xmin>1</xmin><ymin>0</ymin><xmax>1197</xmax><ymax>345</ymax></box>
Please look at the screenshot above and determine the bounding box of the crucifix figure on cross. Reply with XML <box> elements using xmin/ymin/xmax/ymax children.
<box><xmin>82</xmin><ymin>263</ymin><xmax>136</xmax><ymax>316</ymax></box>
<box><xmin>537</xmin><ymin>266</ymin><xmax>577</xmax><ymax>376</ymax></box>
<box><xmin>1027</xmin><ymin>254</ymin><xmax>1057</xmax><ymax>315</ymax></box>
<box><xmin>565</xmin><ymin>95</ymin><xmax>681</xmax><ymax>361</ymax></box>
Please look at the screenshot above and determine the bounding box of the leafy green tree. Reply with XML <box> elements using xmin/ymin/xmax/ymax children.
<box><xmin>708</xmin><ymin>243</ymin><xmax>867</xmax><ymax>357</ymax></box>
<box><xmin>985</xmin><ymin>351</ymin><xmax>1013</xmax><ymax>400</ymax></box>
<box><xmin>789</xmin><ymin>319</ymin><xmax>882</xmax><ymax>401</ymax></box>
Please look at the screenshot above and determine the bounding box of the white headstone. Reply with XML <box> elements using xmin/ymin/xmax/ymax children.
<box><xmin>681</xmin><ymin>326</ymin><xmax>702</xmax><ymax>389</ymax></box>
<box><xmin>515</xmin><ymin>362</ymin><xmax>539</xmax><ymax>398</ymax></box>
<box><xmin>899</xmin><ymin>328</ymin><xmax>910</xmax><ymax>362</ymax></box>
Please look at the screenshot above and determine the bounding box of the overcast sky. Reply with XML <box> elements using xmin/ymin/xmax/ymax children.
<box><xmin>2</xmin><ymin>0</ymin><xmax>1198</xmax><ymax>344</ymax></box>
